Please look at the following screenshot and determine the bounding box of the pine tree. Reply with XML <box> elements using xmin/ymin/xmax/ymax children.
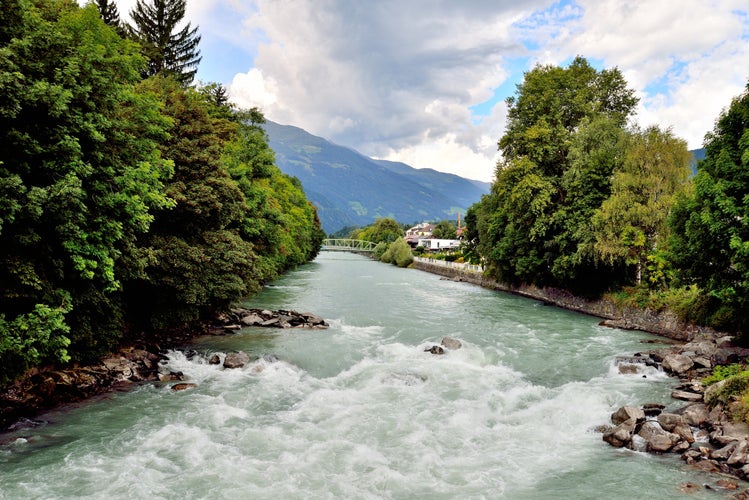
<box><xmin>129</xmin><ymin>0</ymin><xmax>201</xmax><ymax>85</ymax></box>
<box><xmin>96</xmin><ymin>0</ymin><xmax>122</xmax><ymax>29</ymax></box>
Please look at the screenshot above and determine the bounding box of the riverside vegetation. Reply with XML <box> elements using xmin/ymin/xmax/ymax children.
<box><xmin>0</xmin><ymin>0</ymin><xmax>325</xmax><ymax>389</ymax></box>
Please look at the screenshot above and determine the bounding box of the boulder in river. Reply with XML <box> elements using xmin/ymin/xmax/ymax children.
<box><xmin>662</xmin><ymin>354</ymin><xmax>694</xmax><ymax>375</ymax></box>
<box><xmin>679</xmin><ymin>403</ymin><xmax>709</xmax><ymax>427</ymax></box>
<box><xmin>217</xmin><ymin>308</ymin><xmax>329</xmax><ymax>330</ymax></box>
<box><xmin>637</xmin><ymin>421</ymin><xmax>683</xmax><ymax>453</ymax></box>
<box><xmin>425</xmin><ymin>345</ymin><xmax>445</xmax><ymax>355</ymax></box>
<box><xmin>223</xmin><ymin>351</ymin><xmax>251</xmax><ymax>369</ymax></box>
<box><xmin>611</xmin><ymin>405</ymin><xmax>645</xmax><ymax>425</ymax></box>
<box><xmin>440</xmin><ymin>337</ymin><xmax>462</xmax><ymax>350</ymax></box>
<box><xmin>171</xmin><ymin>383</ymin><xmax>197</xmax><ymax>392</ymax></box>
<box><xmin>602</xmin><ymin>417</ymin><xmax>638</xmax><ymax>448</ymax></box>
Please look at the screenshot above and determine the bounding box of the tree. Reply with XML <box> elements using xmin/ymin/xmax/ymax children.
<box><xmin>550</xmin><ymin>116</ymin><xmax>628</xmax><ymax>288</ymax></box>
<box><xmin>128</xmin><ymin>0</ymin><xmax>201</xmax><ymax>85</ymax></box>
<box><xmin>432</xmin><ymin>220</ymin><xmax>457</xmax><ymax>239</ymax></box>
<box><xmin>669</xmin><ymin>83</ymin><xmax>749</xmax><ymax>332</ymax></box>
<box><xmin>96</xmin><ymin>0</ymin><xmax>124</xmax><ymax>34</ymax></box>
<box><xmin>473</xmin><ymin>57</ymin><xmax>638</xmax><ymax>288</ymax></box>
<box><xmin>0</xmin><ymin>2</ymin><xmax>173</xmax><ymax>380</ymax></box>
<box><xmin>353</xmin><ymin>218</ymin><xmax>404</xmax><ymax>244</ymax></box>
<box><xmin>380</xmin><ymin>238</ymin><xmax>413</xmax><ymax>267</ymax></box>
<box><xmin>593</xmin><ymin>126</ymin><xmax>691</xmax><ymax>285</ymax></box>
<box><xmin>124</xmin><ymin>76</ymin><xmax>255</xmax><ymax>328</ymax></box>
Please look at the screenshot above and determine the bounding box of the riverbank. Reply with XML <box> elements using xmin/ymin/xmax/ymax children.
<box><xmin>0</xmin><ymin>309</ymin><xmax>327</xmax><ymax>431</ymax></box>
<box><xmin>412</xmin><ymin>257</ymin><xmax>723</xmax><ymax>342</ymax></box>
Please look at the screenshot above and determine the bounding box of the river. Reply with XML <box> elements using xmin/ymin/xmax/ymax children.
<box><xmin>0</xmin><ymin>252</ymin><xmax>724</xmax><ymax>498</ymax></box>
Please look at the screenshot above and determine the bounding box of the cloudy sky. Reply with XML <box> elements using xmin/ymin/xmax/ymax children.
<box><xmin>111</xmin><ymin>0</ymin><xmax>749</xmax><ymax>182</ymax></box>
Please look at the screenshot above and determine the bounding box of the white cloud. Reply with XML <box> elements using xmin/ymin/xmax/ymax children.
<box><xmin>98</xmin><ymin>1</ymin><xmax>749</xmax><ymax>179</ymax></box>
<box><xmin>544</xmin><ymin>0</ymin><xmax>749</xmax><ymax>149</ymax></box>
<box><xmin>226</xmin><ymin>0</ymin><xmax>549</xmax><ymax>182</ymax></box>
<box><xmin>229</xmin><ymin>68</ymin><xmax>278</xmax><ymax>110</ymax></box>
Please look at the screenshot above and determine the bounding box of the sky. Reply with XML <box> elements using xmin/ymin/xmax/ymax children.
<box><xmin>108</xmin><ymin>0</ymin><xmax>749</xmax><ymax>182</ymax></box>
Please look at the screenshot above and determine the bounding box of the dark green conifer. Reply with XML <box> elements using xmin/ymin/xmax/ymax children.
<box><xmin>128</xmin><ymin>0</ymin><xmax>201</xmax><ymax>85</ymax></box>
<box><xmin>96</xmin><ymin>0</ymin><xmax>122</xmax><ymax>29</ymax></box>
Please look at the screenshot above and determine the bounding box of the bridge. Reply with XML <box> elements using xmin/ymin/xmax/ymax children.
<box><xmin>321</xmin><ymin>239</ymin><xmax>377</xmax><ymax>253</ymax></box>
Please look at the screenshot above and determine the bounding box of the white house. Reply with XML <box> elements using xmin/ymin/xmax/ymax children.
<box><xmin>417</xmin><ymin>238</ymin><xmax>461</xmax><ymax>251</ymax></box>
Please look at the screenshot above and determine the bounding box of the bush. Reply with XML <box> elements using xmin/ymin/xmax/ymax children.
<box><xmin>380</xmin><ymin>238</ymin><xmax>413</xmax><ymax>267</ymax></box>
<box><xmin>703</xmin><ymin>364</ymin><xmax>747</xmax><ymax>386</ymax></box>
<box><xmin>373</xmin><ymin>242</ymin><xmax>388</xmax><ymax>259</ymax></box>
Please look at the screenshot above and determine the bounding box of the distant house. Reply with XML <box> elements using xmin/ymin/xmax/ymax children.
<box><xmin>405</xmin><ymin>222</ymin><xmax>435</xmax><ymax>247</ymax></box>
<box><xmin>417</xmin><ymin>238</ymin><xmax>461</xmax><ymax>252</ymax></box>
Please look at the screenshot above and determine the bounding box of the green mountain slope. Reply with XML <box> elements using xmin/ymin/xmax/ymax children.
<box><xmin>264</xmin><ymin>121</ymin><xmax>491</xmax><ymax>233</ymax></box>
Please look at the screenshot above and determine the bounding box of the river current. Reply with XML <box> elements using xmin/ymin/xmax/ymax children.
<box><xmin>0</xmin><ymin>252</ymin><xmax>725</xmax><ymax>498</ymax></box>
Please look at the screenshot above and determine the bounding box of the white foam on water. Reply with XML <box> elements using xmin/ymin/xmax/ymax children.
<box><xmin>0</xmin><ymin>257</ymin><xmax>714</xmax><ymax>499</ymax></box>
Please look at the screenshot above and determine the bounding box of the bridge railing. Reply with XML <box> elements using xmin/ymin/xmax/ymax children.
<box><xmin>321</xmin><ymin>239</ymin><xmax>377</xmax><ymax>252</ymax></box>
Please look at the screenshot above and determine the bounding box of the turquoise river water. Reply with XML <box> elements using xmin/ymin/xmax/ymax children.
<box><xmin>0</xmin><ymin>252</ymin><xmax>732</xmax><ymax>498</ymax></box>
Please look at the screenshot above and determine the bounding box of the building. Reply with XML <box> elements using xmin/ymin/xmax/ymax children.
<box><xmin>417</xmin><ymin>238</ymin><xmax>461</xmax><ymax>252</ymax></box>
<box><xmin>405</xmin><ymin>222</ymin><xmax>435</xmax><ymax>247</ymax></box>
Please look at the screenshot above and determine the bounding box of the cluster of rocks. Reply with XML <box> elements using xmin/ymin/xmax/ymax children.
<box><xmin>166</xmin><ymin>351</ymin><xmax>282</xmax><ymax>392</ymax></box>
<box><xmin>424</xmin><ymin>336</ymin><xmax>463</xmax><ymax>355</ymax></box>
<box><xmin>199</xmin><ymin>350</ymin><xmax>280</xmax><ymax>370</ymax></box>
<box><xmin>210</xmin><ymin>308</ymin><xmax>328</xmax><ymax>333</ymax></box>
<box><xmin>0</xmin><ymin>347</ymin><xmax>167</xmax><ymax>429</ymax></box>
<box><xmin>602</xmin><ymin>336</ymin><xmax>749</xmax><ymax>491</ymax></box>
<box><xmin>1</xmin><ymin>308</ymin><xmax>328</xmax><ymax>430</ymax></box>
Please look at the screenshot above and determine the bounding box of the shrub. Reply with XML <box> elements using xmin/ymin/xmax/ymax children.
<box><xmin>373</xmin><ymin>242</ymin><xmax>388</xmax><ymax>259</ymax></box>
<box><xmin>703</xmin><ymin>364</ymin><xmax>747</xmax><ymax>386</ymax></box>
<box><xmin>380</xmin><ymin>238</ymin><xmax>413</xmax><ymax>267</ymax></box>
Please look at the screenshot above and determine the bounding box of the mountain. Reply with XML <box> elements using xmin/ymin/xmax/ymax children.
<box><xmin>263</xmin><ymin>120</ymin><xmax>491</xmax><ymax>234</ymax></box>
<box><xmin>689</xmin><ymin>148</ymin><xmax>705</xmax><ymax>175</ymax></box>
<box><xmin>374</xmin><ymin>159</ymin><xmax>491</xmax><ymax>210</ymax></box>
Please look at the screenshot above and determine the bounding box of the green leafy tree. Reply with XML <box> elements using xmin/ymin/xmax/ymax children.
<box><xmin>669</xmin><ymin>83</ymin><xmax>749</xmax><ymax>333</ymax></box>
<box><xmin>593</xmin><ymin>126</ymin><xmax>691</xmax><ymax>285</ymax></box>
<box><xmin>0</xmin><ymin>1</ymin><xmax>173</xmax><ymax>380</ymax></box>
<box><xmin>550</xmin><ymin>116</ymin><xmax>629</xmax><ymax>288</ymax></box>
<box><xmin>432</xmin><ymin>220</ymin><xmax>457</xmax><ymax>239</ymax></box>
<box><xmin>474</xmin><ymin>57</ymin><xmax>638</xmax><ymax>288</ymax></box>
<box><xmin>221</xmin><ymin>110</ymin><xmax>323</xmax><ymax>281</ymax></box>
<box><xmin>129</xmin><ymin>0</ymin><xmax>201</xmax><ymax>84</ymax></box>
<box><xmin>124</xmin><ymin>76</ymin><xmax>254</xmax><ymax>328</ymax></box>
<box><xmin>353</xmin><ymin>218</ymin><xmax>404</xmax><ymax>244</ymax></box>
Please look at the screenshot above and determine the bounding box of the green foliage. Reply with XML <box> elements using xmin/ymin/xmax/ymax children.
<box><xmin>352</xmin><ymin>218</ymin><xmax>404</xmax><ymax>244</ymax></box>
<box><xmin>0</xmin><ymin>1</ymin><xmax>173</xmax><ymax>380</ymax></box>
<box><xmin>473</xmin><ymin>57</ymin><xmax>638</xmax><ymax>291</ymax></box>
<box><xmin>380</xmin><ymin>238</ymin><xmax>413</xmax><ymax>267</ymax></box>
<box><xmin>431</xmin><ymin>220</ymin><xmax>457</xmax><ymax>239</ymax></box>
<box><xmin>592</xmin><ymin>126</ymin><xmax>691</xmax><ymax>285</ymax></box>
<box><xmin>128</xmin><ymin>0</ymin><xmax>201</xmax><ymax>85</ymax></box>
<box><xmin>703</xmin><ymin>364</ymin><xmax>747</xmax><ymax>386</ymax></box>
<box><xmin>704</xmin><ymin>371</ymin><xmax>749</xmax><ymax>408</ymax></box>
<box><xmin>0</xmin><ymin>1</ymin><xmax>323</xmax><ymax>383</ymax></box>
<box><xmin>0</xmin><ymin>300</ymin><xmax>72</xmax><ymax>386</ymax></box>
<box><xmin>668</xmin><ymin>83</ymin><xmax>749</xmax><ymax>335</ymax></box>
<box><xmin>373</xmin><ymin>242</ymin><xmax>388</xmax><ymax>259</ymax></box>
<box><xmin>123</xmin><ymin>76</ymin><xmax>257</xmax><ymax>327</ymax></box>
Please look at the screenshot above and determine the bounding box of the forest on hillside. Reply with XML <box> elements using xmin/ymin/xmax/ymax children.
<box><xmin>0</xmin><ymin>0</ymin><xmax>325</xmax><ymax>385</ymax></box>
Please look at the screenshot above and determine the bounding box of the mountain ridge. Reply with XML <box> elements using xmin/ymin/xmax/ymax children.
<box><xmin>263</xmin><ymin>120</ymin><xmax>491</xmax><ymax>233</ymax></box>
